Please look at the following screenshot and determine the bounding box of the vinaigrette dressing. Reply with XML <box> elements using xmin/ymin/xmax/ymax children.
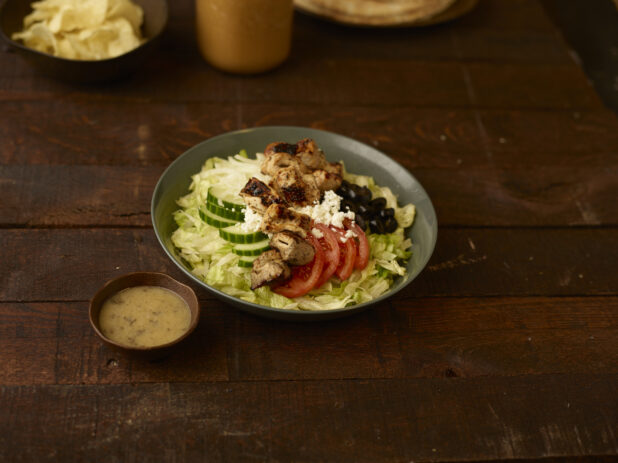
<box><xmin>99</xmin><ymin>286</ymin><xmax>191</xmax><ymax>348</ymax></box>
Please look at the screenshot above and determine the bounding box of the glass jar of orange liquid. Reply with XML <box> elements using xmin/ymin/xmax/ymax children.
<box><xmin>196</xmin><ymin>0</ymin><xmax>293</xmax><ymax>74</ymax></box>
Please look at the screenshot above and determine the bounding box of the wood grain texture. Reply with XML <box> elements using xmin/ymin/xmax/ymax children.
<box><xmin>1</xmin><ymin>102</ymin><xmax>616</xmax><ymax>166</ymax></box>
<box><xmin>1</xmin><ymin>0</ymin><xmax>616</xmax><ymax>461</ymax></box>
<box><xmin>454</xmin><ymin>0</ymin><xmax>559</xmax><ymax>31</ymax></box>
<box><xmin>0</xmin><ymin>59</ymin><xmax>601</xmax><ymax>109</ymax></box>
<box><xmin>1</xmin><ymin>375</ymin><xmax>616</xmax><ymax>462</ymax></box>
<box><xmin>1</xmin><ymin>297</ymin><xmax>616</xmax><ymax>385</ymax></box>
<box><xmin>1</xmin><ymin>228</ymin><xmax>616</xmax><ymax>302</ymax></box>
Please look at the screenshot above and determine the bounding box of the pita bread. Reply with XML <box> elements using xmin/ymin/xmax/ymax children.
<box><xmin>294</xmin><ymin>0</ymin><xmax>457</xmax><ymax>26</ymax></box>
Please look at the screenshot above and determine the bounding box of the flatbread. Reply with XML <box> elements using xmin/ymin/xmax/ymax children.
<box><xmin>294</xmin><ymin>0</ymin><xmax>457</xmax><ymax>26</ymax></box>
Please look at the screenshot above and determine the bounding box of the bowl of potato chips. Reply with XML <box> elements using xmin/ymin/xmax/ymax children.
<box><xmin>0</xmin><ymin>0</ymin><xmax>167</xmax><ymax>82</ymax></box>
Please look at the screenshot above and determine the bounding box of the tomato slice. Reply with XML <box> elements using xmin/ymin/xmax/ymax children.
<box><xmin>334</xmin><ymin>229</ymin><xmax>357</xmax><ymax>281</ymax></box>
<box><xmin>344</xmin><ymin>219</ymin><xmax>370</xmax><ymax>270</ymax></box>
<box><xmin>273</xmin><ymin>234</ymin><xmax>324</xmax><ymax>298</ymax></box>
<box><xmin>314</xmin><ymin>223</ymin><xmax>340</xmax><ymax>288</ymax></box>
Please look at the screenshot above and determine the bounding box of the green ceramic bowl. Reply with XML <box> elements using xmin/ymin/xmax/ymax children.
<box><xmin>151</xmin><ymin>127</ymin><xmax>437</xmax><ymax>321</ymax></box>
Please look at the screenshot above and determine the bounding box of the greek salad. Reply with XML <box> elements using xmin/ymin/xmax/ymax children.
<box><xmin>171</xmin><ymin>139</ymin><xmax>415</xmax><ymax>311</ymax></box>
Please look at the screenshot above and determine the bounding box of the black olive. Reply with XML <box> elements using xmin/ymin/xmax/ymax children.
<box><xmin>361</xmin><ymin>210</ymin><xmax>374</xmax><ymax>221</ymax></box>
<box><xmin>341</xmin><ymin>199</ymin><xmax>357</xmax><ymax>213</ymax></box>
<box><xmin>379</xmin><ymin>208</ymin><xmax>395</xmax><ymax>219</ymax></box>
<box><xmin>383</xmin><ymin>217</ymin><xmax>398</xmax><ymax>233</ymax></box>
<box><xmin>357</xmin><ymin>186</ymin><xmax>372</xmax><ymax>204</ymax></box>
<box><xmin>336</xmin><ymin>185</ymin><xmax>351</xmax><ymax>200</ymax></box>
<box><xmin>369</xmin><ymin>198</ymin><xmax>386</xmax><ymax>210</ymax></box>
<box><xmin>356</xmin><ymin>203</ymin><xmax>370</xmax><ymax>216</ymax></box>
<box><xmin>355</xmin><ymin>214</ymin><xmax>366</xmax><ymax>230</ymax></box>
<box><xmin>369</xmin><ymin>219</ymin><xmax>385</xmax><ymax>234</ymax></box>
<box><xmin>346</xmin><ymin>188</ymin><xmax>359</xmax><ymax>201</ymax></box>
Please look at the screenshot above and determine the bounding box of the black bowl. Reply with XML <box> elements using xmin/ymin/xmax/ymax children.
<box><xmin>0</xmin><ymin>0</ymin><xmax>168</xmax><ymax>83</ymax></box>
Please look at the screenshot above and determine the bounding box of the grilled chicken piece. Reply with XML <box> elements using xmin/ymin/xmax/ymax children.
<box><xmin>323</xmin><ymin>160</ymin><xmax>343</xmax><ymax>176</ymax></box>
<box><xmin>296</xmin><ymin>138</ymin><xmax>328</xmax><ymax>171</ymax></box>
<box><xmin>240</xmin><ymin>177</ymin><xmax>284</xmax><ymax>212</ymax></box>
<box><xmin>250</xmin><ymin>250</ymin><xmax>291</xmax><ymax>290</ymax></box>
<box><xmin>261</xmin><ymin>204</ymin><xmax>311</xmax><ymax>238</ymax></box>
<box><xmin>312</xmin><ymin>169</ymin><xmax>342</xmax><ymax>192</ymax></box>
<box><xmin>261</xmin><ymin>151</ymin><xmax>309</xmax><ymax>177</ymax></box>
<box><xmin>270</xmin><ymin>231</ymin><xmax>315</xmax><ymax>266</ymax></box>
<box><xmin>265</xmin><ymin>141</ymin><xmax>297</xmax><ymax>156</ymax></box>
<box><xmin>272</xmin><ymin>166</ymin><xmax>320</xmax><ymax>206</ymax></box>
<box><xmin>264</xmin><ymin>139</ymin><xmax>328</xmax><ymax>172</ymax></box>
<box><xmin>261</xmin><ymin>138</ymin><xmax>342</xmax><ymax>192</ymax></box>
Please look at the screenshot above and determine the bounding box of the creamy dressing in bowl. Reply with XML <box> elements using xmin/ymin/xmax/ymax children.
<box><xmin>99</xmin><ymin>285</ymin><xmax>191</xmax><ymax>348</ymax></box>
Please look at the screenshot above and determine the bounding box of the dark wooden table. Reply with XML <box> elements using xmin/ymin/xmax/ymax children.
<box><xmin>1</xmin><ymin>1</ymin><xmax>617</xmax><ymax>461</ymax></box>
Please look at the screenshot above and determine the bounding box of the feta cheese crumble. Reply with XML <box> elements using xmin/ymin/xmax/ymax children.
<box><xmin>311</xmin><ymin>227</ymin><xmax>324</xmax><ymax>239</ymax></box>
<box><xmin>295</xmin><ymin>190</ymin><xmax>356</xmax><ymax>241</ymax></box>
<box><xmin>240</xmin><ymin>206</ymin><xmax>263</xmax><ymax>233</ymax></box>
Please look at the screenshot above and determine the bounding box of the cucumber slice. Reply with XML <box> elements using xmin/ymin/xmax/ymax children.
<box><xmin>232</xmin><ymin>240</ymin><xmax>270</xmax><ymax>256</ymax></box>
<box><xmin>199</xmin><ymin>206</ymin><xmax>239</xmax><ymax>229</ymax></box>
<box><xmin>238</xmin><ymin>255</ymin><xmax>257</xmax><ymax>268</ymax></box>
<box><xmin>207</xmin><ymin>185</ymin><xmax>245</xmax><ymax>212</ymax></box>
<box><xmin>219</xmin><ymin>223</ymin><xmax>268</xmax><ymax>244</ymax></box>
<box><xmin>205</xmin><ymin>201</ymin><xmax>245</xmax><ymax>222</ymax></box>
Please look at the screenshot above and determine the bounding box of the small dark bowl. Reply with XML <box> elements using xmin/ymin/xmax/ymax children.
<box><xmin>89</xmin><ymin>272</ymin><xmax>200</xmax><ymax>359</ymax></box>
<box><xmin>0</xmin><ymin>0</ymin><xmax>168</xmax><ymax>83</ymax></box>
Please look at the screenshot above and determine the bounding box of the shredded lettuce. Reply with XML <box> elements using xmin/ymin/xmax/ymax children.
<box><xmin>171</xmin><ymin>151</ymin><xmax>415</xmax><ymax>311</ymax></box>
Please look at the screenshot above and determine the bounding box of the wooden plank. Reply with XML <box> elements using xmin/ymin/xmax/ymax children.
<box><xmin>0</xmin><ymin>60</ymin><xmax>470</xmax><ymax>105</ymax></box>
<box><xmin>0</xmin><ymin>18</ymin><xmax>573</xmax><ymax>93</ymax></box>
<box><xmin>477</xmin><ymin>109</ymin><xmax>618</xmax><ymax>162</ymax></box>
<box><xmin>261</xmin><ymin>17</ymin><xmax>572</xmax><ymax>64</ymax></box>
<box><xmin>0</xmin><ymin>166</ymin><xmax>160</xmax><ymax>227</ymax></box>
<box><xmin>449</xmin><ymin>27</ymin><xmax>572</xmax><ymax>64</ymax></box>
<box><xmin>455</xmin><ymin>0</ymin><xmax>560</xmax><ymax>31</ymax></box>
<box><xmin>465</xmin><ymin>62</ymin><xmax>601</xmax><ymax>109</ymax></box>
<box><xmin>295</xmin><ymin>24</ymin><xmax>572</xmax><ymax>64</ymax></box>
<box><xmin>0</xmin><ymin>100</ymin><xmax>238</xmax><ymax>166</ymax></box>
<box><xmin>2</xmin><ymin>163</ymin><xmax>616</xmax><ymax>227</ymax></box>
<box><xmin>0</xmin><ymin>229</ymin><xmax>616</xmax><ymax>302</ymax></box>
<box><xmin>225</xmin><ymin>296</ymin><xmax>618</xmax><ymax>381</ymax></box>
<box><xmin>0</xmin><ymin>59</ymin><xmax>601</xmax><ymax>109</ymax></box>
<box><xmin>2</xmin><ymin>101</ymin><xmax>615</xmax><ymax>166</ymax></box>
<box><xmin>2</xmin><ymin>296</ymin><xmax>616</xmax><ymax>385</ymax></box>
<box><xmin>1</xmin><ymin>375</ymin><xmax>616</xmax><ymax>461</ymax></box>
<box><xmin>416</xmin><ymin>165</ymin><xmax>618</xmax><ymax>227</ymax></box>
<box><xmin>0</xmin><ymin>301</ymin><xmax>229</xmax><ymax>385</ymax></box>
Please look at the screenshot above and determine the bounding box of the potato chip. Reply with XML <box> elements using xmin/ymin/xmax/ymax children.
<box><xmin>48</xmin><ymin>1</ymin><xmax>109</xmax><ymax>34</ymax></box>
<box><xmin>11</xmin><ymin>0</ymin><xmax>144</xmax><ymax>60</ymax></box>
<box><xmin>12</xmin><ymin>22</ymin><xmax>57</xmax><ymax>55</ymax></box>
<box><xmin>56</xmin><ymin>37</ymin><xmax>77</xmax><ymax>59</ymax></box>
<box><xmin>23</xmin><ymin>8</ymin><xmax>54</xmax><ymax>28</ymax></box>
<box><xmin>107</xmin><ymin>0</ymin><xmax>143</xmax><ymax>35</ymax></box>
<box><xmin>106</xmin><ymin>17</ymin><xmax>141</xmax><ymax>58</ymax></box>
